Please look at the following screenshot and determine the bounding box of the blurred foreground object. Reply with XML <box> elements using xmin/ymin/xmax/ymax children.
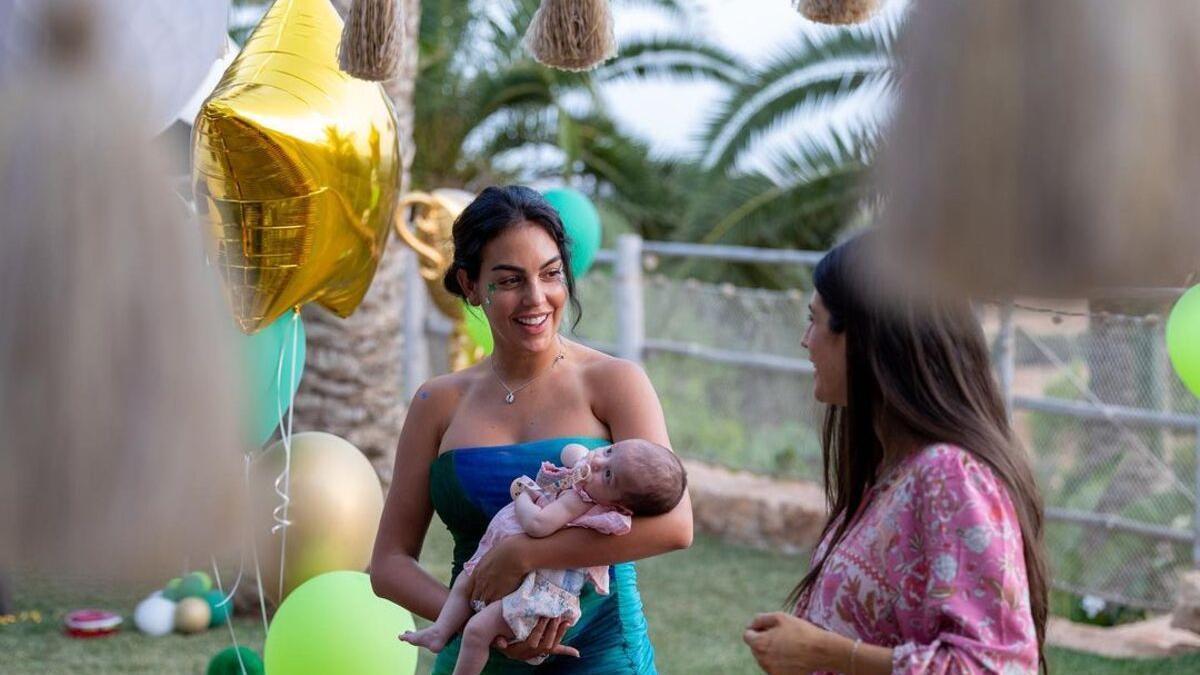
<box><xmin>874</xmin><ymin>0</ymin><xmax>1200</xmax><ymax>297</ymax></box>
<box><xmin>523</xmin><ymin>0</ymin><xmax>616</xmax><ymax>72</ymax></box>
<box><xmin>796</xmin><ymin>0</ymin><xmax>882</xmax><ymax>25</ymax></box>
<box><xmin>0</xmin><ymin>0</ymin><xmax>244</xmax><ymax>580</ymax></box>
<box><xmin>338</xmin><ymin>0</ymin><xmax>403</xmax><ymax>81</ymax></box>
<box><xmin>193</xmin><ymin>0</ymin><xmax>401</xmax><ymax>334</ymax></box>
<box><xmin>0</xmin><ymin>0</ymin><xmax>229</xmax><ymax>133</ymax></box>
<box><xmin>250</xmin><ymin>432</ymin><xmax>384</xmax><ymax>604</ymax></box>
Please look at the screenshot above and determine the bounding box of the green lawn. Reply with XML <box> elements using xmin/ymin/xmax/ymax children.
<box><xmin>3</xmin><ymin>526</ymin><xmax>1198</xmax><ymax>673</ymax></box>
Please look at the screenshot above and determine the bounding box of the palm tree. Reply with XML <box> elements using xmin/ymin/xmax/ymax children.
<box><xmin>678</xmin><ymin>16</ymin><xmax>898</xmax><ymax>269</ymax></box>
<box><xmin>411</xmin><ymin>0</ymin><xmax>743</xmax><ymax>221</ymax></box>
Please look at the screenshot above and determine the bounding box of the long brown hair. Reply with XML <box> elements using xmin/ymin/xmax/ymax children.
<box><xmin>789</xmin><ymin>234</ymin><xmax>1048</xmax><ymax>667</ymax></box>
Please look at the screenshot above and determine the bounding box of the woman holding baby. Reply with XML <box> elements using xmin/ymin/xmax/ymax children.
<box><xmin>370</xmin><ymin>185</ymin><xmax>692</xmax><ymax>674</ymax></box>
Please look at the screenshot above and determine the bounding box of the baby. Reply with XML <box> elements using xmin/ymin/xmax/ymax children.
<box><xmin>402</xmin><ymin>439</ymin><xmax>687</xmax><ymax>675</ymax></box>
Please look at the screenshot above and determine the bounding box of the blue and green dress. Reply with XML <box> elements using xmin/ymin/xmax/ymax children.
<box><xmin>429</xmin><ymin>436</ymin><xmax>657</xmax><ymax>674</ymax></box>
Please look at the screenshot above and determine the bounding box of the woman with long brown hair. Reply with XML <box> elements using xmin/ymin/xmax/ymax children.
<box><xmin>743</xmin><ymin>233</ymin><xmax>1047</xmax><ymax>674</ymax></box>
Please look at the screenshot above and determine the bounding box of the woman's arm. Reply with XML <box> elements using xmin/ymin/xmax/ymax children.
<box><xmin>368</xmin><ymin>381</ymin><xmax>456</xmax><ymax>622</ymax></box>
<box><xmin>469</xmin><ymin>358</ymin><xmax>692</xmax><ymax>603</ymax></box>
<box><xmin>513</xmin><ymin>489</ymin><xmax>592</xmax><ymax>538</ymax></box>
<box><xmin>743</xmin><ymin>613</ymin><xmax>892</xmax><ymax>675</ymax></box>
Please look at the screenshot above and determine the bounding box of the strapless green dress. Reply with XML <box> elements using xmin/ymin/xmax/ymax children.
<box><xmin>429</xmin><ymin>437</ymin><xmax>657</xmax><ymax>674</ymax></box>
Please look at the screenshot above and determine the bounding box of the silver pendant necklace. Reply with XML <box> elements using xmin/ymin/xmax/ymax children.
<box><xmin>491</xmin><ymin>339</ymin><xmax>565</xmax><ymax>404</ymax></box>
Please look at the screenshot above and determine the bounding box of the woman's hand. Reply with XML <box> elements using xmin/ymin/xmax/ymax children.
<box><xmin>743</xmin><ymin>612</ymin><xmax>844</xmax><ymax>674</ymax></box>
<box><xmin>467</xmin><ymin>536</ymin><xmax>530</xmax><ymax>606</ymax></box>
<box><xmin>493</xmin><ymin>617</ymin><xmax>580</xmax><ymax>660</ymax></box>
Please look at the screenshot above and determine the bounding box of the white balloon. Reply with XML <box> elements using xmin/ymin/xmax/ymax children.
<box><xmin>0</xmin><ymin>0</ymin><xmax>230</xmax><ymax>133</ymax></box>
<box><xmin>133</xmin><ymin>594</ymin><xmax>176</xmax><ymax>637</ymax></box>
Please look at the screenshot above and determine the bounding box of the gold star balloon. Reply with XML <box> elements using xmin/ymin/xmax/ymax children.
<box><xmin>193</xmin><ymin>0</ymin><xmax>400</xmax><ymax>334</ymax></box>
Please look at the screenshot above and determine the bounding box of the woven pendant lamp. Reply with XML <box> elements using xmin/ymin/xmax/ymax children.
<box><xmin>873</xmin><ymin>0</ymin><xmax>1200</xmax><ymax>297</ymax></box>
<box><xmin>796</xmin><ymin>0</ymin><xmax>881</xmax><ymax>25</ymax></box>
<box><xmin>338</xmin><ymin>0</ymin><xmax>403</xmax><ymax>81</ymax></box>
<box><xmin>523</xmin><ymin>0</ymin><xmax>617</xmax><ymax>72</ymax></box>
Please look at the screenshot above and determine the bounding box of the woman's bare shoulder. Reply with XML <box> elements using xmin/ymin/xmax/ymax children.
<box><xmin>411</xmin><ymin>366</ymin><xmax>486</xmax><ymax>419</ymax></box>
<box><xmin>570</xmin><ymin>342</ymin><xmax>647</xmax><ymax>388</ymax></box>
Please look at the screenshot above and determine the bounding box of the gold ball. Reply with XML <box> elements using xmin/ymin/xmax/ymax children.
<box><xmin>174</xmin><ymin>597</ymin><xmax>211</xmax><ymax>634</ymax></box>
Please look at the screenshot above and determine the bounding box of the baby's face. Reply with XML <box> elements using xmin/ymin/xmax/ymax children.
<box><xmin>581</xmin><ymin>444</ymin><xmax>625</xmax><ymax>506</ymax></box>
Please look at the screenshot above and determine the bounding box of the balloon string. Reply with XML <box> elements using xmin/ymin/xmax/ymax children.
<box><xmin>211</xmin><ymin>556</ymin><xmax>249</xmax><ymax>675</ymax></box>
<box><xmin>244</xmin><ymin>454</ymin><xmax>271</xmax><ymax>634</ymax></box>
<box><xmin>271</xmin><ymin>309</ymin><xmax>302</xmax><ymax>603</ymax></box>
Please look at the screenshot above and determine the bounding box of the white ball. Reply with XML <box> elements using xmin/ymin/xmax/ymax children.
<box><xmin>134</xmin><ymin>594</ymin><xmax>176</xmax><ymax>637</ymax></box>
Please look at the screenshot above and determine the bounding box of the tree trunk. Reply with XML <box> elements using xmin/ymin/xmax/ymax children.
<box><xmin>293</xmin><ymin>0</ymin><xmax>421</xmax><ymax>481</ymax></box>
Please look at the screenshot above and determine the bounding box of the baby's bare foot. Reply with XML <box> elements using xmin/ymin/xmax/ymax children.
<box><xmin>400</xmin><ymin>626</ymin><xmax>449</xmax><ymax>653</ymax></box>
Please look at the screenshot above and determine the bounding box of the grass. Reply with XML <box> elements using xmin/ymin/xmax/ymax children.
<box><xmin>3</xmin><ymin>526</ymin><xmax>1200</xmax><ymax>673</ymax></box>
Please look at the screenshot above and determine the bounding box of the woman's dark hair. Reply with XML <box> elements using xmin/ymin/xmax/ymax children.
<box><xmin>790</xmin><ymin>233</ymin><xmax>1048</xmax><ymax>669</ymax></box>
<box><xmin>442</xmin><ymin>185</ymin><xmax>582</xmax><ymax>328</ymax></box>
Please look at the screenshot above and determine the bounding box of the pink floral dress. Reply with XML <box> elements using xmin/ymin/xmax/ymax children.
<box><xmin>796</xmin><ymin>444</ymin><xmax>1038</xmax><ymax>674</ymax></box>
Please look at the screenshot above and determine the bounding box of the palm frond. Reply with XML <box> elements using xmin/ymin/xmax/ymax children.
<box><xmin>699</xmin><ymin>25</ymin><xmax>894</xmax><ymax>172</ymax></box>
<box><xmin>597</xmin><ymin>37</ymin><xmax>748</xmax><ymax>86</ymax></box>
<box><xmin>681</xmin><ymin>128</ymin><xmax>875</xmax><ymax>250</ymax></box>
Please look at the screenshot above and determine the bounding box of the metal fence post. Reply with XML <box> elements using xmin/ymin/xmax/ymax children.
<box><xmin>402</xmin><ymin>247</ymin><xmax>429</xmax><ymax>400</ymax></box>
<box><xmin>996</xmin><ymin>302</ymin><xmax>1016</xmax><ymax>417</ymax></box>
<box><xmin>615</xmin><ymin>234</ymin><xmax>645</xmax><ymax>363</ymax></box>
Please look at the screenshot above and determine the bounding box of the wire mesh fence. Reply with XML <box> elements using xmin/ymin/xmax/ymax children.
<box><xmin>413</xmin><ymin>239</ymin><xmax>1198</xmax><ymax>611</ymax></box>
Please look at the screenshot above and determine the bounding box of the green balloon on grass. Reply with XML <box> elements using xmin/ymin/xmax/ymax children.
<box><xmin>242</xmin><ymin>312</ymin><xmax>306</xmax><ymax>446</ymax></box>
<box><xmin>163</xmin><ymin>577</ymin><xmax>183</xmax><ymax>601</ymax></box>
<box><xmin>265</xmin><ymin>571</ymin><xmax>417</xmax><ymax>675</ymax></box>
<box><xmin>1167</xmin><ymin>285</ymin><xmax>1200</xmax><ymax>399</ymax></box>
<box><xmin>462</xmin><ymin>301</ymin><xmax>494</xmax><ymax>355</ymax></box>
<box><xmin>207</xmin><ymin>646</ymin><xmax>264</xmax><ymax>675</ymax></box>
<box><xmin>204</xmin><ymin>589</ymin><xmax>231</xmax><ymax>627</ymax></box>
<box><xmin>179</xmin><ymin>571</ymin><xmax>213</xmax><ymax>599</ymax></box>
<box><xmin>544</xmin><ymin>187</ymin><xmax>602</xmax><ymax>278</ymax></box>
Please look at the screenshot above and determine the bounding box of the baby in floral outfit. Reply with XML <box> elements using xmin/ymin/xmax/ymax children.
<box><xmin>402</xmin><ymin>439</ymin><xmax>687</xmax><ymax>675</ymax></box>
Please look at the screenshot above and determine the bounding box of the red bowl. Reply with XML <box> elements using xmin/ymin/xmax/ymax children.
<box><xmin>63</xmin><ymin>609</ymin><xmax>122</xmax><ymax>638</ymax></box>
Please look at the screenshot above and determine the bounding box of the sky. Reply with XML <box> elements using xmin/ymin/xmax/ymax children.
<box><xmin>604</xmin><ymin>0</ymin><xmax>813</xmax><ymax>158</ymax></box>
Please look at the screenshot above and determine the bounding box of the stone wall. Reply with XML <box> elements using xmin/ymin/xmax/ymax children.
<box><xmin>685</xmin><ymin>460</ymin><xmax>827</xmax><ymax>554</ymax></box>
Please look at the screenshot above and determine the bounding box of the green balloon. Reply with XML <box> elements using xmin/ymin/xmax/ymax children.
<box><xmin>1167</xmin><ymin>285</ymin><xmax>1200</xmax><ymax>399</ymax></box>
<box><xmin>203</xmin><ymin>589</ymin><xmax>231</xmax><ymax>627</ymax></box>
<box><xmin>163</xmin><ymin>577</ymin><xmax>183</xmax><ymax>601</ymax></box>
<box><xmin>462</xmin><ymin>301</ymin><xmax>494</xmax><ymax>356</ymax></box>
<box><xmin>544</xmin><ymin>187</ymin><xmax>602</xmax><ymax>278</ymax></box>
<box><xmin>180</xmin><ymin>571</ymin><xmax>213</xmax><ymax>599</ymax></box>
<box><xmin>242</xmin><ymin>312</ymin><xmax>306</xmax><ymax>446</ymax></box>
<box><xmin>265</xmin><ymin>571</ymin><xmax>417</xmax><ymax>675</ymax></box>
<box><xmin>207</xmin><ymin>646</ymin><xmax>264</xmax><ymax>675</ymax></box>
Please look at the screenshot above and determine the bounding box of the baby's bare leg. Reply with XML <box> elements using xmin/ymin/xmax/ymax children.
<box><xmin>453</xmin><ymin>602</ymin><xmax>514</xmax><ymax>675</ymax></box>
<box><xmin>399</xmin><ymin>573</ymin><xmax>473</xmax><ymax>653</ymax></box>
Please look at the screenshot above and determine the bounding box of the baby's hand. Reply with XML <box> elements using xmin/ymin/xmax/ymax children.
<box><xmin>510</xmin><ymin>476</ymin><xmax>538</xmax><ymax>501</ymax></box>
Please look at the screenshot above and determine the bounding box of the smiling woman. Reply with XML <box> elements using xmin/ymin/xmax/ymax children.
<box><xmin>369</xmin><ymin>185</ymin><xmax>692</xmax><ymax>674</ymax></box>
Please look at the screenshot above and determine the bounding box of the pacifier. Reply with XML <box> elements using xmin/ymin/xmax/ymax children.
<box><xmin>560</xmin><ymin>443</ymin><xmax>590</xmax><ymax>468</ymax></box>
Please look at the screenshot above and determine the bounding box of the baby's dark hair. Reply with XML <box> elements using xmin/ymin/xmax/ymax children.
<box><xmin>612</xmin><ymin>439</ymin><xmax>687</xmax><ymax>517</ymax></box>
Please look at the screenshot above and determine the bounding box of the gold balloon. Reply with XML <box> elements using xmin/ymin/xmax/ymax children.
<box><xmin>251</xmin><ymin>432</ymin><xmax>384</xmax><ymax>604</ymax></box>
<box><xmin>395</xmin><ymin>189</ymin><xmax>475</xmax><ymax>320</ymax></box>
<box><xmin>174</xmin><ymin>597</ymin><xmax>212</xmax><ymax>634</ymax></box>
<box><xmin>193</xmin><ymin>0</ymin><xmax>401</xmax><ymax>334</ymax></box>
